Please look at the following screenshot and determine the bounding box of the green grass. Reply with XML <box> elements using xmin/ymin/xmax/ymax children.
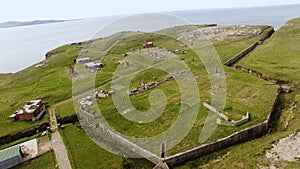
<box><xmin>158</xmin><ymin>24</ymin><xmax>272</xmax><ymax>63</ymax></box>
<box><xmin>71</xmin><ymin>30</ymin><xmax>279</xmax><ymax>155</ymax></box>
<box><xmin>0</xmin><ymin>23</ymin><xmax>282</xmax><ymax>168</ymax></box>
<box><xmin>0</xmin><ymin>44</ymin><xmax>78</xmax><ymax>136</ymax></box>
<box><xmin>60</xmin><ymin>123</ymin><xmax>154</xmax><ymax>169</ymax></box>
<box><xmin>176</xmin><ymin>90</ymin><xmax>300</xmax><ymax>169</ymax></box>
<box><xmin>0</xmin><ymin>134</ymin><xmax>39</xmax><ymax>150</ymax></box>
<box><xmin>0</xmin><ymin>24</ymin><xmax>275</xmax><ymax>137</ymax></box>
<box><xmin>238</xmin><ymin>17</ymin><xmax>300</xmax><ymax>82</ymax></box>
<box><xmin>0</xmin><ymin>73</ymin><xmax>12</xmax><ymax>87</ymax></box>
<box><xmin>167</xmin><ymin>66</ymin><xmax>278</xmax><ymax>155</ymax></box>
<box><xmin>56</xmin><ymin>102</ymin><xmax>75</xmax><ymax>118</ymax></box>
<box><xmin>0</xmin><ymin>33</ymin><xmax>130</xmax><ymax>136</ymax></box>
<box><xmin>12</xmin><ymin>151</ymin><xmax>55</xmax><ymax>169</ymax></box>
<box><xmin>215</xmin><ymin>26</ymin><xmax>273</xmax><ymax>63</ymax></box>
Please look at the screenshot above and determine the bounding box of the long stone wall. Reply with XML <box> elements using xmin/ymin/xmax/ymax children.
<box><xmin>235</xmin><ymin>65</ymin><xmax>289</xmax><ymax>84</ymax></box>
<box><xmin>164</xmin><ymin>88</ymin><xmax>281</xmax><ymax>167</ymax></box>
<box><xmin>164</xmin><ymin>122</ymin><xmax>269</xmax><ymax>166</ymax></box>
<box><xmin>224</xmin><ymin>27</ymin><xmax>275</xmax><ymax>66</ymax></box>
<box><xmin>57</xmin><ymin>115</ymin><xmax>78</xmax><ymax>125</ymax></box>
<box><xmin>0</xmin><ymin>122</ymin><xmax>49</xmax><ymax>145</ymax></box>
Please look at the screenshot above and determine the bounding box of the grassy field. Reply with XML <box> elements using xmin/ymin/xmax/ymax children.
<box><xmin>0</xmin><ymin>33</ymin><xmax>129</xmax><ymax>136</ymax></box>
<box><xmin>0</xmin><ymin>43</ymin><xmax>79</xmax><ymax>136</ymax></box>
<box><xmin>176</xmin><ymin>89</ymin><xmax>300</xmax><ymax>169</ymax></box>
<box><xmin>52</xmin><ymin>25</ymin><xmax>278</xmax><ymax>157</ymax></box>
<box><xmin>60</xmin><ymin>123</ymin><xmax>154</xmax><ymax>169</ymax></box>
<box><xmin>238</xmin><ymin>17</ymin><xmax>300</xmax><ymax>82</ymax></box>
<box><xmin>68</xmin><ymin>28</ymin><xmax>279</xmax><ymax>155</ymax></box>
<box><xmin>12</xmin><ymin>152</ymin><xmax>56</xmax><ymax>169</ymax></box>
<box><xmin>0</xmin><ymin>24</ymin><xmax>275</xmax><ymax>137</ymax></box>
<box><xmin>175</xmin><ymin>17</ymin><xmax>300</xmax><ymax>168</ymax></box>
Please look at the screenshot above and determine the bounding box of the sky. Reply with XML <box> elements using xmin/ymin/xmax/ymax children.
<box><xmin>1</xmin><ymin>0</ymin><xmax>300</xmax><ymax>22</ymax></box>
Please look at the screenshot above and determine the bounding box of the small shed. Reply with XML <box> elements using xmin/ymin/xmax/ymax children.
<box><xmin>75</xmin><ymin>57</ymin><xmax>91</xmax><ymax>64</ymax></box>
<box><xmin>0</xmin><ymin>145</ymin><xmax>22</xmax><ymax>169</ymax></box>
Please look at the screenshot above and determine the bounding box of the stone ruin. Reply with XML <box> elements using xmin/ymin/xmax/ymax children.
<box><xmin>79</xmin><ymin>90</ymin><xmax>115</xmax><ymax>107</ymax></box>
<box><xmin>203</xmin><ymin>102</ymin><xmax>250</xmax><ymax>127</ymax></box>
<box><xmin>127</xmin><ymin>81</ymin><xmax>161</xmax><ymax>96</ymax></box>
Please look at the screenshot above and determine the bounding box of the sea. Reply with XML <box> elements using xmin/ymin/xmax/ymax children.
<box><xmin>0</xmin><ymin>4</ymin><xmax>299</xmax><ymax>73</ymax></box>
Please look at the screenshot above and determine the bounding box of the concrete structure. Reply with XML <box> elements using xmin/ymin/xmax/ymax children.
<box><xmin>217</xmin><ymin>112</ymin><xmax>250</xmax><ymax>127</ymax></box>
<box><xmin>281</xmin><ymin>86</ymin><xmax>291</xmax><ymax>93</ymax></box>
<box><xmin>75</xmin><ymin>57</ymin><xmax>91</xmax><ymax>64</ymax></box>
<box><xmin>0</xmin><ymin>145</ymin><xmax>22</xmax><ymax>169</ymax></box>
<box><xmin>95</xmin><ymin>90</ymin><xmax>114</xmax><ymax>99</ymax></box>
<box><xmin>164</xmin><ymin>122</ymin><xmax>269</xmax><ymax>167</ymax></box>
<box><xmin>145</xmin><ymin>82</ymin><xmax>160</xmax><ymax>90</ymax></box>
<box><xmin>203</xmin><ymin>102</ymin><xmax>250</xmax><ymax>126</ymax></box>
<box><xmin>9</xmin><ymin>100</ymin><xmax>46</xmax><ymax>121</ymax></box>
<box><xmin>84</xmin><ymin>62</ymin><xmax>103</xmax><ymax>72</ymax></box>
<box><xmin>203</xmin><ymin>102</ymin><xmax>229</xmax><ymax>121</ymax></box>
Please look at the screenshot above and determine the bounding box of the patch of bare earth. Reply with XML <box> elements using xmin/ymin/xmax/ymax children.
<box><xmin>178</xmin><ymin>25</ymin><xmax>263</xmax><ymax>42</ymax></box>
<box><xmin>257</xmin><ymin>132</ymin><xmax>300</xmax><ymax>169</ymax></box>
<box><xmin>37</xmin><ymin>135</ymin><xmax>51</xmax><ymax>155</ymax></box>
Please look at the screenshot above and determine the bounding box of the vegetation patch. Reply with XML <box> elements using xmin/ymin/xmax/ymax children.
<box><xmin>238</xmin><ymin>17</ymin><xmax>300</xmax><ymax>82</ymax></box>
<box><xmin>60</xmin><ymin>123</ymin><xmax>154</xmax><ymax>169</ymax></box>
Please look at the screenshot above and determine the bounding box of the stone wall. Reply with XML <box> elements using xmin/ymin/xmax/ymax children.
<box><xmin>57</xmin><ymin>115</ymin><xmax>78</xmax><ymax>125</ymax></box>
<box><xmin>0</xmin><ymin>122</ymin><xmax>49</xmax><ymax>145</ymax></box>
<box><xmin>224</xmin><ymin>27</ymin><xmax>275</xmax><ymax>66</ymax></box>
<box><xmin>224</xmin><ymin>42</ymin><xmax>258</xmax><ymax>66</ymax></box>
<box><xmin>235</xmin><ymin>65</ymin><xmax>289</xmax><ymax>84</ymax></box>
<box><xmin>216</xmin><ymin>112</ymin><xmax>249</xmax><ymax>127</ymax></box>
<box><xmin>165</xmin><ymin>122</ymin><xmax>269</xmax><ymax>166</ymax></box>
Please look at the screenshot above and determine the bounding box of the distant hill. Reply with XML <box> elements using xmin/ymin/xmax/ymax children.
<box><xmin>0</xmin><ymin>20</ymin><xmax>71</xmax><ymax>28</ymax></box>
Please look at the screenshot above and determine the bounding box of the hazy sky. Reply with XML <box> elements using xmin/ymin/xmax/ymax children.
<box><xmin>1</xmin><ymin>0</ymin><xmax>300</xmax><ymax>22</ymax></box>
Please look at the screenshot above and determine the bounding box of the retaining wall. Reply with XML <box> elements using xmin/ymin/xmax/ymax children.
<box><xmin>224</xmin><ymin>27</ymin><xmax>275</xmax><ymax>66</ymax></box>
<box><xmin>164</xmin><ymin>122</ymin><xmax>268</xmax><ymax>166</ymax></box>
<box><xmin>0</xmin><ymin>115</ymin><xmax>79</xmax><ymax>146</ymax></box>
<box><xmin>57</xmin><ymin>115</ymin><xmax>78</xmax><ymax>125</ymax></box>
<box><xmin>235</xmin><ymin>65</ymin><xmax>289</xmax><ymax>84</ymax></box>
<box><xmin>0</xmin><ymin>122</ymin><xmax>49</xmax><ymax>145</ymax></box>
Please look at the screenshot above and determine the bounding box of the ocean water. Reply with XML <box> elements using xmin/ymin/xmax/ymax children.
<box><xmin>0</xmin><ymin>4</ymin><xmax>299</xmax><ymax>73</ymax></box>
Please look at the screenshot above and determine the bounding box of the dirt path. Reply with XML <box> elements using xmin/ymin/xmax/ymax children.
<box><xmin>37</xmin><ymin>135</ymin><xmax>51</xmax><ymax>155</ymax></box>
<box><xmin>49</xmin><ymin>103</ymin><xmax>72</xmax><ymax>169</ymax></box>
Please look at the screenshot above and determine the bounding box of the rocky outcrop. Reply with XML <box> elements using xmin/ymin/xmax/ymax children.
<box><xmin>45</xmin><ymin>51</ymin><xmax>55</xmax><ymax>60</ymax></box>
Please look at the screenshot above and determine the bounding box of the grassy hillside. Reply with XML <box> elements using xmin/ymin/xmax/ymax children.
<box><xmin>64</xmin><ymin>28</ymin><xmax>278</xmax><ymax>155</ymax></box>
<box><xmin>60</xmin><ymin>123</ymin><xmax>154</xmax><ymax>169</ymax></box>
<box><xmin>0</xmin><ymin>44</ymin><xmax>78</xmax><ymax>136</ymax></box>
<box><xmin>0</xmin><ymin>24</ymin><xmax>279</xmax><ymax>164</ymax></box>
<box><xmin>238</xmin><ymin>17</ymin><xmax>300</xmax><ymax>82</ymax></box>
<box><xmin>176</xmin><ymin>91</ymin><xmax>300</xmax><ymax>169</ymax></box>
<box><xmin>0</xmin><ymin>32</ymin><xmax>130</xmax><ymax>136</ymax></box>
<box><xmin>0</xmin><ymin>24</ymin><xmax>278</xmax><ymax>156</ymax></box>
<box><xmin>176</xmin><ymin>17</ymin><xmax>300</xmax><ymax>169</ymax></box>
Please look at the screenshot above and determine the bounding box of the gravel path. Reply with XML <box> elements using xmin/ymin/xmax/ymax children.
<box><xmin>266</xmin><ymin>132</ymin><xmax>300</xmax><ymax>162</ymax></box>
<box><xmin>51</xmin><ymin>131</ymin><xmax>72</xmax><ymax>169</ymax></box>
<box><xmin>49</xmin><ymin>104</ymin><xmax>72</xmax><ymax>169</ymax></box>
